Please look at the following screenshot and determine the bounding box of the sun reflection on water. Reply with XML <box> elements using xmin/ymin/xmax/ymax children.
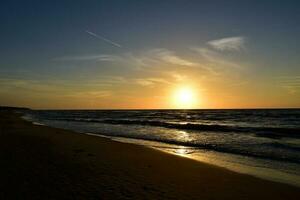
<box><xmin>175</xmin><ymin>147</ymin><xmax>193</xmax><ymax>155</ymax></box>
<box><xmin>172</xmin><ymin>130</ymin><xmax>196</xmax><ymax>156</ymax></box>
<box><xmin>176</xmin><ymin>130</ymin><xmax>190</xmax><ymax>140</ymax></box>
<box><xmin>173</xmin><ymin>146</ymin><xmax>196</xmax><ymax>158</ymax></box>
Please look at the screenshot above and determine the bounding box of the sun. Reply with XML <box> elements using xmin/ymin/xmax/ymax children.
<box><xmin>172</xmin><ymin>87</ymin><xmax>198</xmax><ymax>109</ymax></box>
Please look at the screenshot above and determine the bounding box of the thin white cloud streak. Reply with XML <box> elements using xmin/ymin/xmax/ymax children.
<box><xmin>135</xmin><ymin>78</ymin><xmax>172</xmax><ymax>87</ymax></box>
<box><xmin>53</xmin><ymin>45</ymin><xmax>242</xmax><ymax>80</ymax></box>
<box><xmin>86</xmin><ymin>30</ymin><xmax>122</xmax><ymax>48</ymax></box>
<box><xmin>152</xmin><ymin>49</ymin><xmax>196</xmax><ymax>66</ymax></box>
<box><xmin>276</xmin><ymin>76</ymin><xmax>300</xmax><ymax>84</ymax></box>
<box><xmin>129</xmin><ymin>48</ymin><xmax>198</xmax><ymax>68</ymax></box>
<box><xmin>191</xmin><ymin>47</ymin><xmax>242</xmax><ymax>69</ymax></box>
<box><xmin>276</xmin><ymin>76</ymin><xmax>300</xmax><ymax>94</ymax></box>
<box><xmin>65</xmin><ymin>91</ymin><xmax>112</xmax><ymax>98</ymax></box>
<box><xmin>0</xmin><ymin>77</ymin><xmax>120</xmax><ymax>101</ymax></box>
<box><xmin>54</xmin><ymin>48</ymin><xmax>199</xmax><ymax>71</ymax></box>
<box><xmin>171</xmin><ymin>73</ymin><xmax>187</xmax><ymax>81</ymax></box>
<box><xmin>275</xmin><ymin>76</ymin><xmax>300</xmax><ymax>80</ymax></box>
<box><xmin>54</xmin><ymin>54</ymin><xmax>120</xmax><ymax>62</ymax></box>
<box><xmin>0</xmin><ymin>78</ymin><xmax>70</xmax><ymax>93</ymax></box>
<box><xmin>208</xmin><ymin>36</ymin><xmax>245</xmax><ymax>51</ymax></box>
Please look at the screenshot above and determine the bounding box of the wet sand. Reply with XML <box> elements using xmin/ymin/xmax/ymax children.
<box><xmin>0</xmin><ymin>110</ymin><xmax>299</xmax><ymax>199</ymax></box>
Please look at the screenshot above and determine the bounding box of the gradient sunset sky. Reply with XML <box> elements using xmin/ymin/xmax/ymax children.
<box><xmin>0</xmin><ymin>0</ymin><xmax>300</xmax><ymax>109</ymax></box>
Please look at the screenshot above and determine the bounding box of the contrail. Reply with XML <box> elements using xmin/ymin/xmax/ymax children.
<box><xmin>86</xmin><ymin>30</ymin><xmax>122</xmax><ymax>48</ymax></box>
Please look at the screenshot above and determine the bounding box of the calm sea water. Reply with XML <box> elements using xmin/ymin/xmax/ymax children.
<box><xmin>23</xmin><ymin>109</ymin><xmax>300</xmax><ymax>187</ymax></box>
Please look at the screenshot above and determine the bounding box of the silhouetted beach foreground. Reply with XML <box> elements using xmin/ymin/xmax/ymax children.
<box><xmin>1</xmin><ymin>110</ymin><xmax>299</xmax><ymax>199</ymax></box>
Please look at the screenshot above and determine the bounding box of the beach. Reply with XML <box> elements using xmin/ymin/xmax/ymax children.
<box><xmin>0</xmin><ymin>110</ymin><xmax>299</xmax><ymax>200</ymax></box>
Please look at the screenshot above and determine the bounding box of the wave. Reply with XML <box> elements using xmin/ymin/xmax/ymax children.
<box><xmin>55</xmin><ymin>118</ymin><xmax>300</xmax><ymax>139</ymax></box>
<box><xmin>90</xmin><ymin>132</ymin><xmax>300</xmax><ymax>164</ymax></box>
<box><xmin>265</xmin><ymin>142</ymin><xmax>300</xmax><ymax>152</ymax></box>
<box><xmin>24</xmin><ymin>113</ymin><xmax>300</xmax><ymax>164</ymax></box>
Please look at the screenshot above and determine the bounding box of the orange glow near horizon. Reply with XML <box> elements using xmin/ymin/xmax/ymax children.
<box><xmin>172</xmin><ymin>86</ymin><xmax>199</xmax><ymax>109</ymax></box>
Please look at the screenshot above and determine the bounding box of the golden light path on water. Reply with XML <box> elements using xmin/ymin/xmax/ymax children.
<box><xmin>85</xmin><ymin>131</ymin><xmax>300</xmax><ymax>188</ymax></box>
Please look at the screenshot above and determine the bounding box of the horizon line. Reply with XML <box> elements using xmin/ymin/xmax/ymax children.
<box><xmin>1</xmin><ymin>106</ymin><xmax>300</xmax><ymax>111</ymax></box>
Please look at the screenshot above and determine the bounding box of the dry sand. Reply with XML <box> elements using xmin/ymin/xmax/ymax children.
<box><xmin>0</xmin><ymin>110</ymin><xmax>299</xmax><ymax>199</ymax></box>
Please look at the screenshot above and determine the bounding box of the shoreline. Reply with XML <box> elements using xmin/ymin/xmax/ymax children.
<box><xmin>82</xmin><ymin>133</ymin><xmax>300</xmax><ymax>188</ymax></box>
<box><xmin>1</xmin><ymin>110</ymin><xmax>300</xmax><ymax>199</ymax></box>
<box><xmin>24</xmin><ymin>114</ymin><xmax>300</xmax><ymax>187</ymax></box>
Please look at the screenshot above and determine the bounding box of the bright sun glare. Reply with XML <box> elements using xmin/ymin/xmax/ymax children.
<box><xmin>173</xmin><ymin>87</ymin><xmax>198</xmax><ymax>109</ymax></box>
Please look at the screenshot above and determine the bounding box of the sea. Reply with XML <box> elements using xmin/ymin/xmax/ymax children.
<box><xmin>23</xmin><ymin>109</ymin><xmax>300</xmax><ymax>187</ymax></box>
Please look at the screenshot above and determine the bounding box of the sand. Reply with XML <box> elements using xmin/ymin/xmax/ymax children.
<box><xmin>0</xmin><ymin>110</ymin><xmax>299</xmax><ymax>199</ymax></box>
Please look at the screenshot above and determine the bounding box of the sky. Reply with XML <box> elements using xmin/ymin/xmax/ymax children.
<box><xmin>0</xmin><ymin>0</ymin><xmax>300</xmax><ymax>109</ymax></box>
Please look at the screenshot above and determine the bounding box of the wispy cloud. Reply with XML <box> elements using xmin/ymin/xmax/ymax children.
<box><xmin>86</xmin><ymin>30</ymin><xmax>122</xmax><ymax>48</ymax></box>
<box><xmin>135</xmin><ymin>78</ymin><xmax>171</xmax><ymax>87</ymax></box>
<box><xmin>54</xmin><ymin>54</ymin><xmax>120</xmax><ymax>62</ymax></box>
<box><xmin>0</xmin><ymin>77</ymin><xmax>121</xmax><ymax>101</ymax></box>
<box><xmin>152</xmin><ymin>49</ymin><xmax>197</xmax><ymax>66</ymax></box>
<box><xmin>130</xmin><ymin>48</ymin><xmax>197</xmax><ymax>67</ymax></box>
<box><xmin>0</xmin><ymin>78</ymin><xmax>68</xmax><ymax>93</ymax></box>
<box><xmin>171</xmin><ymin>73</ymin><xmax>187</xmax><ymax>81</ymax></box>
<box><xmin>53</xmin><ymin>44</ymin><xmax>243</xmax><ymax>80</ymax></box>
<box><xmin>276</xmin><ymin>76</ymin><xmax>300</xmax><ymax>80</ymax></box>
<box><xmin>191</xmin><ymin>47</ymin><xmax>242</xmax><ymax>69</ymax></box>
<box><xmin>276</xmin><ymin>76</ymin><xmax>300</xmax><ymax>94</ymax></box>
<box><xmin>54</xmin><ymin>48</ymin><xmax>199</xmax><ymax>72</ymax></box>
<box><xmin>65</xmin><ymin>90</ymin><xmax>112</xmax><ymax>98</ymax></box>
<box><xmin>207</xmin><ymin>36</ymin><xmax>245</xmax><ymax>51</ymax></box>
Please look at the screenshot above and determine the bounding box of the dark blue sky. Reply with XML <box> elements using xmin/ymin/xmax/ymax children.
<box><xmin>1</xmin><ymin>0</ymin><xmax>300</xmax><ymax>108</ymax></box>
